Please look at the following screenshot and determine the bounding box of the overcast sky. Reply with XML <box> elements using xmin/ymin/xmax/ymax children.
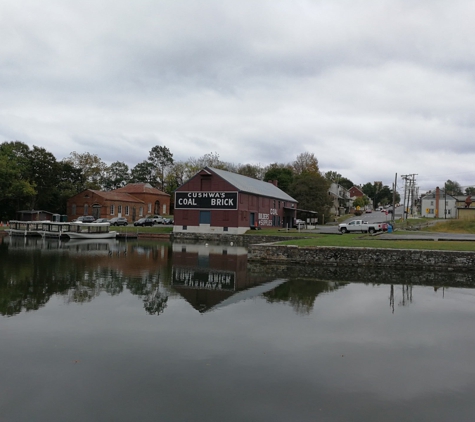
<box><xmin>1</xmin><ymin>0</ymin><xmax>474</xmax><ymax>193</ymax></box>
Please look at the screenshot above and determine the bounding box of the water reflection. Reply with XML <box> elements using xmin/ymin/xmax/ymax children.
<box><xmin>1</xmin><ymin>237</ymin><xmax>298</xmax><ymax>317</ymax></box>
<box><xmin>0</xmin><ymin>236</ymin><xmax>172</xmax><ymax>316</ymax></box>
<box><xmin>2</xmin><ymin>235</ymin><xmax>475</xmax><ymax>319</ymax></box>
<box><xmin>3</xmin><ymin>236</ymin><xmax>475</xmax><ymax>421</ymax></box>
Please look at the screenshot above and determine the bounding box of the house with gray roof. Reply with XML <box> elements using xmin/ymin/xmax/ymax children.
<box><xmin>420</xmin><ymin>187</ymin><xmax>457</xmax><ymax>218</ymax></box>
<box><xmin>174</xmin><ymin>167</ymin><xmax>298</xmax><ymax>234</ymax></box>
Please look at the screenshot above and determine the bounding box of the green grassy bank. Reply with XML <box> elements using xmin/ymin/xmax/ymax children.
<box><xmin>244</xmin><ymin>219</ymin><xmax>475</xmax><ymax>251</ymax></box>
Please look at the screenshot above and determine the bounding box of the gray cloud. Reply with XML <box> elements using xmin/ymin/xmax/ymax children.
<box><xmin>1</xmin><ymin>0</ymin><xmax>474</xmax><ymax>190</ymax></box>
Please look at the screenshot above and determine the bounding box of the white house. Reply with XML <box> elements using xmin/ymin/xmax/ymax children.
<box><xmin>420</xmin><ymin>187</ymin><xmax>457</xmax><ymax>218</ymax></box>
<box><xmin>328</xmin><ymin>183</ymin><xmax>351</xmax><ymax>216</ymax></box>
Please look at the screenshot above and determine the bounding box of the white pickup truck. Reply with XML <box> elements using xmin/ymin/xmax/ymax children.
<box><xmin>338</xmin><ymin>219</ymin><xmax>385</xmax><ymax>234</ymax></box>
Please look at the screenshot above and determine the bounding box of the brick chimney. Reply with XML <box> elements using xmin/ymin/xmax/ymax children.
<box><xmin>268</xmin><ymin>180</ymin><xmax>278</xmax><ymax>187</ymax></box>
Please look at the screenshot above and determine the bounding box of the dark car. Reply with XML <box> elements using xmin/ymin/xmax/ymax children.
<box><xmin>73</xmin><ymin>216</ymin><xmax>95</xmax><ymax>223</ymax></box>
<box><xmin>110</xmin><ymin>217</ymin><xmax>128</xmax><ymax>226</ymax></box>
<box><xmin>162</xmin><ymin>217</ymin><xmax>174</xmax><ymax>225</ymax></box>
<box><xmin>134</xmin><ymin>218</ymin><xmax>154</xmax><ymax>227</ymax></box>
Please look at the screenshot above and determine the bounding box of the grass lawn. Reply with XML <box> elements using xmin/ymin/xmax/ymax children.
<box><xmin>244</xmin><ymin>221</ymin><xmax>475</xmax><ymax>252</ymax></box>
<box><xmin>114</xmin><ymin>226</ymin><xmax>173</xmax><ymax>234</ymax></box>
<box><xmin>275</xmin><ymin>233</ymin><xmax>475</xmax><ymax>251</ymax></box>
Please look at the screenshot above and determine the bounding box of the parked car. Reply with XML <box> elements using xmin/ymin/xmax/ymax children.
<box><xmin>109</xmin><ymin>217</ymin><xmax>128</xmax><ymax>226</ymax></box>
<box><xmin>93</xmin><ymin>218</ymin><xmax>110</xmax><ymax>223</ymax></box>
<box><xmin>162</xmin><ymin>217</ymin><xmax>174</xmax><ymax>225</ymax></box>
<box><xmin>293</xmin><ymin>219</ymin><xmax>305</xmax><ymax>228</ymax></box>
<box><xmin>149</xmin><ymin>215</ymin><xmax>164</xmax><ymax>224</ymax></box>
<box><xmin>365</xmin><ymin>209</ymin><xmax>372</xmax><ymax>213</ymax></box>
<box><xmin>73</xmin><ymin>216</ymin><xmax>95</xmax><ymax>223</ymax></box>
<box><xmin>134</xmin><ymin>218</ymin><xmax>154</xmax><ymax>227</ymax></box>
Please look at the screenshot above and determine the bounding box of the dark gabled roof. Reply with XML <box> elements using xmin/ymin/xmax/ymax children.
<box><xmin>421</xmin><ymin>190</ymin><xmax>456</xmax><ymax>200</ymax></box>
<box><xmin>206</xmin><ymin>167</ymin><xmax>297</xmax><ymax>202</ymax></box>
<box><xmin>114</xmin><ymin>183</ymin><xmax>170</xmax><ymax>196</ymax></box>
<box><xmin>90</xmin><ymin>190</ymin><xmax>144</xmax><ymax>203</ymax></box>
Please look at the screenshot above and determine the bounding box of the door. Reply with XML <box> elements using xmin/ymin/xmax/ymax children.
<box><xmin>200</xmin><ymin>211</ymin><xmax>211</xmax><ymax>224</ymax></box>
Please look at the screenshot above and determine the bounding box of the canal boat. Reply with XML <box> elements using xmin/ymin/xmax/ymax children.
<box><xmin>7</xmin><ymin>220</ymin><xmax>45</xmax><ymax>237</ymax></box>
<box><xmin>62</xmin><ymin>222</ymin><xmax>117</xmax><ymax>239</ymax></box>
<box><xmin>8</xmin><ymin>220</ymin><xmax>117</xmax><ymax>239</ymax></box>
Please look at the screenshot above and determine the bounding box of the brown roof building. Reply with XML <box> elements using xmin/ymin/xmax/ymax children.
<box><xmin>174</xmin><ymin>167</ymin><xmax>298</xmax><ymax>234</ymax></box>
<box><xmin>67</xmin><ymin>183</ymin><xmax>171</xmax><ymax>223</ymax></box>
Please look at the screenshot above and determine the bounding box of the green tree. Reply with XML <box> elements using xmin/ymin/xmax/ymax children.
<box><xmin>164</xmin><ymin>161</ymin><xmax>189</xmax><ymax>194</ymax></box>
<box><xmin>353</xmin><ymin>196</ymin><xmax>369</xmax><ymax>208</ymax></box>
<box><xmin>339</xmin><ymin>177</ymin><xmax>354</xmax><ymax>190</ymax></box>
<box><xmin>324</xmin><ymin>171</ymin><xmax>354</xmax><ymax>190</ymax></box>
<box><xmin>465</xmin><ymin>186</ymin><xmax>475</xmax><ymax>196</ymax></box>
<box><xmin>362</xmin><ymin>182</ymin><xmax>399</xmax><ymax>207</ymax></box>
<box><xmin>0</xmin><ymin>141</ymin><xmax>36</xmax><ymax>219</ymax></box>
<box><xmin>148</xmin><ymin>145</ymin><xmax>174</xmax><ymax>191</ymax></box>
<box><xmin>445</xmin><ymin>180</ymin><xmax>463</xmax><ymax>196</ymax></box>
<box><xmin>130</xmin><ymin>161</ymin><xmax>155</xmax><ymax>184</ymax></box>
<box><xmin>263</xmin><ymin>164</ymin><xmax>294</xmax><ymax>194</ymax></box>
<box><xmin>288</xmin><ymin>172</ymin><xmax>332</xmax><ymax>223</ymax></box>
<box><xmin>54</xmin><ymin>160</ymin><xmax>85</xmax><ymax>214</ymax></box>
<box><xmin>236</xmin><ymin>163</ymin><xmax>265</xmax><ymax>180</ymax></box>
<box><xmin>102</xmin><ymin>161</ymin><xmax>130</xmax><ymax>190</ymax></box>
<box><xmin>293</xmin><ymin>152</ymin><xmax>320</xmax><ymax>175</ymax></box>
<box><xmin>26</xmin><ymin>146</ymin><xmax>59</xmax><ymax>210</ymax></box>
<box><xmin>324</xmin><ymin>171</ymin><xmax>341</xmax><ymax>183</ymax></box>
<box><xmin>187</xmin><ymin>152</ymin><xmax>228</xmax><ymax>174</ymax></box>
<box><xmin>64</xmin><ymin>152</ymin><xmax>106</xmax><ymax>190</ymax></box>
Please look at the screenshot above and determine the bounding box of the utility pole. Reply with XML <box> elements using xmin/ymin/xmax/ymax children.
<box><xmin>392</xmin><ymin>173</ymin><xmax>397</xmax><ymax>223</ymax></box>
<box><xmin>401</xmin><ymin>175</ymin><xmax>409</xmax><ymax>220</ymax></box>
<box><xmin>401</xmin><ymin>174</ymin><xmax>418</xmax><ymax>219</ymax></box>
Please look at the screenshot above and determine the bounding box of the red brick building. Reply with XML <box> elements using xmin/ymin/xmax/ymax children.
<box><xmin>174</xmin><ymin>167</ymin><xmax>298</xmax><ymax>234</ymax></box>
<box><xmin>114</xmin><ymin>183</ymin><xmax>171</xmax><ymax>216</ymax></box>
<box><xmin>349</xmin><ymin>186</ymin><xmax>364</xmax><ymax>198</ymax></box>
<box><xmin>67</xmin><ymin>183</ymin><xmax>170</xmax><ymax>223</ymax></box>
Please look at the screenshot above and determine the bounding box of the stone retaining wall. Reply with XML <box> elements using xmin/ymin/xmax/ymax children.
<box><xmin>248</xmin><ymin>244</ymin><xmax>475</xmax><ymax>270</ymax></box>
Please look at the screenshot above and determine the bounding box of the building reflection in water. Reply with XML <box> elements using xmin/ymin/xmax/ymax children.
<box><xmin>171</xmin><ymin>242</ymin><xmax>283</xmax><ymax>312</ymax></box>
<box><xmin>3</xmin><ymin>236</ymin><xmax>426</xmax><ymax>318</ymax></box>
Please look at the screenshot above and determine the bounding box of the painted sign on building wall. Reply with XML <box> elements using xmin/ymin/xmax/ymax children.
<box><xmin>258</xmin><ymin>208</ymin><xmax>278</xmax><ymax>226</ymax></box>
<box><xmin>175</xmin><ymin>192</ymin><xmax>238</xmax><ymax>209</ymax></box>
<box><xmin>172</xmin><ymin>267</ymin><xmax>236</xmax><ymax>291</ymax></box>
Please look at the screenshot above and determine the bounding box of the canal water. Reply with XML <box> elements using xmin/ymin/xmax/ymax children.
<box><xmin>1</xmin><ymin>235</ymin><xmax>475</xmax><ymax>422</ymax></box>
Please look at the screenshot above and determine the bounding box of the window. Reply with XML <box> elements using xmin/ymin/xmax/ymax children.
<box><xmin>110</xmin><ymin>205</ymin><xmax>115</xmax><ymax>215</ymax></box>
<box><xmin>118</xmin><ymin>205</ymin><xmax>122</xmax><ymax>215</ymax></box>
<box><xmin>429</xmin><ymin>208</ymin><xmax>434</xmax><ymax>214</ymax></box>
<box><xmin>139</xmin><ymin>207</ymin><xmax>143</xmax><ymax>217</ymax></box>
<box><xmin>430</xmin><ymin>201</ymin><xmax>434</xmax><ymax>206</ymax></box>
<box><xmin>125</xmin><ymin>206</ymin><xmax>129</xmax><ymax>216</ymax></box>
<box><xmin>84</xmin><ymin>204</ymin><xmax>88</xmax><ymax>215</ymax></box>
<box><xmin>148</xmin><ymin>203</ymin><xmax>152</xmax><ymax>213</ymax></box>
<box><xmin>162</xmin><ymin>204</ymin><xmax>166</xmax><ymax>214</ymax></box>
